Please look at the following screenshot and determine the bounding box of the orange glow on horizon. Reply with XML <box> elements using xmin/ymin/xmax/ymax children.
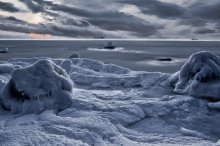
<box><xmin>29</xmin><ymin>33</ymin><xmax>52</xmax><ymax>38</ymax></box>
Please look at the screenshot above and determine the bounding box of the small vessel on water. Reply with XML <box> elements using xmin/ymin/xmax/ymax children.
<box><xmin>104</xmin><ymin>42</ymin><xmax>116</xmax><ymax>49</ymax></box>
<box><xmin>191</xmin><ymin>38</ymin><xmax>198</xmax><ymax>40</ymax></box>
<box><xmin>0</xmin><ymin>46</ymin><xmax>9</xmax><ymax>53</ymax></box>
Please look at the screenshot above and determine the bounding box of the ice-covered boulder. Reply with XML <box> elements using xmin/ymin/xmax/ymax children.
<box><xmin>69</xmin><ymin>52</ymin><xmax>80</xmax><ymax>58</ymax></box>
<box><xmin>0</xmin><ymin>59</ymin><xmax>74</xmax><ymax>113</ymax></box>
<box><xmin>169</xmin><ymin>51</ymin><xmax>220</xmax><ymax>99</ymax></box>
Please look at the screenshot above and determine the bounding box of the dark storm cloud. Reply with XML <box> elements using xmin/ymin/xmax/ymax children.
<box><xmin>190</xmin><ymin>1</ymin><xmax>220</xmax><ymax>20</ymax></box>
<box><xmin>88</xmin><ymin>18</ymin><xmax>159</xmax><ymax>36</ymax></box>
<box><xmin>0</xmin><ymin>16</ymin><xmax>26</xmax><ymax>25</ymax></box>
<box><xmin>5</xmin><ymin>16</ymin><xmax>25</xmax><ymax>23</ymax></box>
<box><xmin>61</xmin><ymin>18</ymin><xmax>90</xmax><ymax>27</ymax></box>
<box><xmin>184</xmin><ymin>1</ymin><xmax>220</xmax><ymax>33</ymax></box>
<box><xmin>119</xmin><ymin>0</ymin><xmax>219</xmax><ymax>28</ymax></box>
<box><xmin>119</xmin><ymin>0</ymin><xmax>188</xmax><ymax>19</ymax></box>
<box><xmin>18</xmin><ymin>0</ymin><xmax>44</xmax><ymax>13</ymax></box>
<box><xmin>51</xmin><ymin>4</ymin><xmax>92</xmax><ymax>17</ymax></box>
<box><xmin>1</xmin><ymin>0</ymin><xmax>220</xmax><ymax>39</ymax></box>
<box><xmin>0</xmin><ymin>16</ymin><xmax>114</xmax><ymax>38</ymax></box>
<box><xmin>0</xmin><ymin>17</ymin><xmax>48</xmax><ymax>34</ymax></box>
<box><xmin>120</xmin><ymin>0</ymin><xmax>220</xmax><ymax>38</ymax></box>
<box><xmin>48</xmin><ymin>3</ymin><xmax>161</xmax><ymax>36</ymax></box>
<box><xmin>0</xmin><ymin>1</ymin><xmax>20</xmax><ymax>12</ymax></box>
<box><xmin>19</xmin><ymin>0</ymin><xmax>161</xmax><ymax>36</ymax></box>
<box><xmin>49</xmin><ymin>25</ymin><xmax>106</xmax><ymax>38</ymax></box>
<box><xmin>194</xmin><ymin>28</ymin><xmax>216</xmax><ymax>34</ymax></box>
<box><xmin>178</xmin><ymin>18</ymin><xmax>207</xmax><ymax>27</ymax></box>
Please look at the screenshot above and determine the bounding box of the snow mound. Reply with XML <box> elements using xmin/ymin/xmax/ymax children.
<box><xmin>169</xmin><ymin>51</ymin><xmax>220</xmax><ymax>100</ymax></box>
<box><xmin>68</xmin><ymin>58</ymin><xmax>166</xmax><ymax>88</ymax></box>
<box><xmin>0</xmin><ymin>59</ymin><xmax>74</xmax><ymax>113</ymax></box>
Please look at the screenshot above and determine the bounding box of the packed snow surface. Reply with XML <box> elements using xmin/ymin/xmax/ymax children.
<box><xmin>0</xmin><ymin>51</ymin><xmax>220</xmax><ymax>146</ymax></box>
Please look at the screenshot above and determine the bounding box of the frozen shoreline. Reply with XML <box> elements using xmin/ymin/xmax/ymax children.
<box><xmin>0</xmin><ymin>51</ymin><xmax>220</xmax><ymax>145</ymax></box>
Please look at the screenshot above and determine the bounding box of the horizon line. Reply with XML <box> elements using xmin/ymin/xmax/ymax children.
<box><xmin>0</xmin><ymin>38</ymin><xmax>220</xmax><ymax>41</ymax></box>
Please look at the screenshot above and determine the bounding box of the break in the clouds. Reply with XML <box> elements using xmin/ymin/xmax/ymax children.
<box><xmin>0</xmin><ymin>0</ymin><xmax>220</xmax><ymax>39</ymax></box>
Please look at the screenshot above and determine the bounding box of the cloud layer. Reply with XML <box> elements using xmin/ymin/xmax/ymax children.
<box><xmin>0</xmin><ymin>0</ymin><xmax>219</xmax><ymax>39</ymax></box>
<box><xmin>0</xmin><ymin>1</ymin><xmax>20</xmax><ymax>12</ymax></box>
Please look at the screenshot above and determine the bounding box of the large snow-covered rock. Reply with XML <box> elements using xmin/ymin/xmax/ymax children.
<box><xmin>169</xmin><ymin>51</ymin><xmax>220</xmax><ymax>99</ymax></box>
<box><xmin>0</xmin><ymin>59</ymin><xmax>74</xmax><ymax>113</ymax></box>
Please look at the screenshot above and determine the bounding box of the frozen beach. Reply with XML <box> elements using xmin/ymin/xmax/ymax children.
<box><xmin>0</xmin><ymin>48</ymin><xmax>220</xmax><ymax>145</ymax></box>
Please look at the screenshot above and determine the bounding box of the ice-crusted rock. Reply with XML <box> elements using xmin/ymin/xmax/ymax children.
<box><xmin>169</xmin><ymin>51</ymin><xmax>220</xmax><ymax>99</ymax></box>
<box><xmin>69</xmin><ymin>52</ymin><xmax>80</xmax><ymax>58</ymax></box>
<box><xmin>0</xmin><ymin>59</ymin><xmax>74</xmax><ymax>113</ymax></box>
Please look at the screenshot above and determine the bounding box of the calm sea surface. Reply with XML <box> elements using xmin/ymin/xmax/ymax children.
<box><xmin>0</xmin><ymin>40</ymin><xmax>220</xmax><ymax>73</ymax></box>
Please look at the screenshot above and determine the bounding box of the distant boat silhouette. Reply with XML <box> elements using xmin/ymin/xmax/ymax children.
<box><xmin>104</xmin><ymin>42</ymin><xmax>115</xmax><ymax>49</ymax></box>
<box><xmin>192</xmin><ymin>38</ymin><xmax>198</xmax><ymax>40</ymax></box>
<box><xmin>94</xmin><ymin>36</ymin><xmax>105</xmax><ymax>39</ymax></box>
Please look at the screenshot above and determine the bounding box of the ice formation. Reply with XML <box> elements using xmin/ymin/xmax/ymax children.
<box><xmin>0</xmin><ymin>59</ymin><xmax>73</xmax><ymax>113</ymax></box>
<box><xmin>169</xmin><ymin>51</ymin><xmax>220</xmax><ymax>100</ymax></box>
<box><xmin>0</xmin><ymin>53</ymin><xmax>220</xmax><ymax>145</ymax></box>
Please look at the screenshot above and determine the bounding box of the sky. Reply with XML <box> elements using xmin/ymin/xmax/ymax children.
<box><xmin>0</xmin><ymin>0</ymin><xmax>219</xmax><ymax>39</ymax></box>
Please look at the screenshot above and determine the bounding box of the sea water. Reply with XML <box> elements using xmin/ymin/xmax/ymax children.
<box><xmin>0</xmin><ymin>40</ymin><xmax>220</xmax><ymax>73</ymax></box>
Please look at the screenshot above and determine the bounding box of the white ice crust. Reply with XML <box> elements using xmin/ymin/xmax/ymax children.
<box><xmin>0</xmin><ymin>59</ymin><xmax>73</xmax><ymax>113</ymax></box>
<box><xmin>0</xmin><ymin>52</ymin><xmax>219</xmax><ymax>146</ymax></box>
<box><xmin>169</xmin><ymin>51</ymin><xmax>220</xmax><ymax>99</ymax></box>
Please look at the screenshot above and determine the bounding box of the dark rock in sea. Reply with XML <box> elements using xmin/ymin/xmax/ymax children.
<box><xmin>157</xmin><ymin>58</ymin><xmax>172</xmax><ymax>62</ymax></box>
<box><xmin>70</xmin><ymin>52</ymin><xmax>80</xmax><ymax>58</ymax></box>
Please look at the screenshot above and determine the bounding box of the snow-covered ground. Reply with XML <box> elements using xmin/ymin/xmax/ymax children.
<box><xmin>0</xmin><ymin>51</ymin><xmax>220</xmax><ymax>146</ymax></box>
